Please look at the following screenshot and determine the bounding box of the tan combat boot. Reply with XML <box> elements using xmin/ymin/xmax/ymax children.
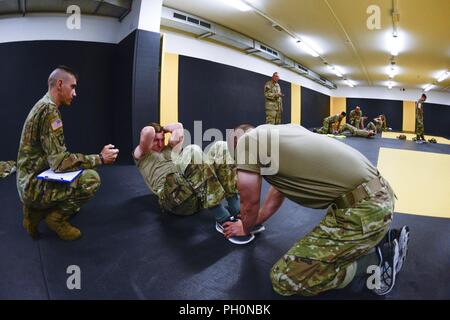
<box><xmin>22</xmin><ymin>205</ymin><xmax>47</xmax><ymax>240</ymax></box>
<box><xmin>45</xmin><ymin>209</ymin><xmax>82</xmax><ymax>241</ymax></box>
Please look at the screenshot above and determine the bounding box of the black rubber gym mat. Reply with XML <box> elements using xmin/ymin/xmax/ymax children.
<box><xmin>1</xmin><ymin>137</ymin><xmax>449</xmax><ymax>299</ymax></box>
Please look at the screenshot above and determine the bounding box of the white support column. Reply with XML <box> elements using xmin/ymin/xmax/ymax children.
<box><xmin>117</xmin><ymin>0</ymin><xmax>163</xmax><ymax>42</ymax></box>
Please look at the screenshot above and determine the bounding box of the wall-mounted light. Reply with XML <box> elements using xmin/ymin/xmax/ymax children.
<box><xmin>437</xmin><ymin>71</ymin><xmax>449</xmax><ymax>82</ymax></box>
<box><xmin>296</xmin><ymin>40</ymin><xmax>320</xmax><ymax>57</ymax></box>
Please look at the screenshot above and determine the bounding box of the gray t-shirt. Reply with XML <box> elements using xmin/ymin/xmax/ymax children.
<box><xmin>236</xmin><ymin>124</ymin><xmax>378</xmax><ymax>209</ymax></box>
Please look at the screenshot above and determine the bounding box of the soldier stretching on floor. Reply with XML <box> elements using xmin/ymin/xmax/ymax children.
<box><xmin>315</xmin><ymin>112</ymin><xmax>346</xmax><ymax>134</ymax></box>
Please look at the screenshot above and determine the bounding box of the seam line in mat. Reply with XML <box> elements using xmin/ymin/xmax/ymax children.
<box><xmin>37</xmin><ymin>240</ymin><xmax>52</xmax><ymax>300</ymax></box>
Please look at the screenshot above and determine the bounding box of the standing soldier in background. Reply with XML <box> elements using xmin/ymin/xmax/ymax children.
<box><xmin>0</xmin><ymin>161</ymin><xmax>16</xmax><ymax>179</ymax></box>
<box><xmin>17</xmin><ymin>66</ymin><xmax>119</xmax><ymax>241</ymax></box>
<box><xmin>264</xmin><ymin>72</ymin><xmax>284</xmax><ymax>125</ymax></box>
<box><xmin>415</xmin><ymin>94</ymin><xmax>427</xmax><ymax>143</ymax></box>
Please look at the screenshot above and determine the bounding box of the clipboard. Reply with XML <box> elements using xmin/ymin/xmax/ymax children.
<box><xmin>37</xmin><ymin>168</ymin><xmax>83</xmax><ymax>183</ymax></box>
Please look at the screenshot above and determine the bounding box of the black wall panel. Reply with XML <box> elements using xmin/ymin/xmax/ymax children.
<box><xmin>178</xmin><ymin>56</ymin><xmax>291</xmax><ymax>147</ymax></box>
<box><xmin>346</xmin><ymin>98</ymin><xmax>403</xmax><ymax>130</ymax></box>
<box><xmin>132</xmin><ymin>30</ymin><xmax>160</xmax><ymax>147</ymax></box>
<box><xmin>0</xmin><ymin>30</ymin><xmax>161</xmax><ymax>165</ymax></box>
<box><xmin>301</xmin><ymin>86</ymin><xmax>330</xmax><ymax>128</ymax></box>
<box><xmin>113</xmin><ymin>32</ymin><xmax>135</xmax><ymax>164</ymax></box>
<box><xmin>423</xmin><ymin>102</ymin><xmax>450</xmax><ymax>138</ymax></box>
<box><xmin>0</xmin><ymin>40</ymin><xmax>115</xmax><ymax>161</ymax></box>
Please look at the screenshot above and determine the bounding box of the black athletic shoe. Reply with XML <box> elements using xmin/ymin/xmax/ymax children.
<box><xmin>215</xmin><ymin>217</ymin><xmax>255</xmax><ymax>245</ymax></box>
<box><xmin>373</xmin><ymin>239</ymin><xmax>400</xmax><ymax>295</ymax></box>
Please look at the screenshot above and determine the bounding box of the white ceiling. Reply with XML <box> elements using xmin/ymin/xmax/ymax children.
<box><xmin>162</xmin><ymin>0</ymin><xmax>450</xmax><ymax>92</ymax></box>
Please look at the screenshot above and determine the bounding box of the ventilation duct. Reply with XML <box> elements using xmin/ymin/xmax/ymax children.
<box><xmin>161</xmin><ymin>6</ymin><xmax>337</xmax><ymax>89</ymax></box>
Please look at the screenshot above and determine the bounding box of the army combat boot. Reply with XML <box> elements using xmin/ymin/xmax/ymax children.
<box><xmin>45</xmin><ymin>209</ymin><xmax>82</xmax><ymax>241</ymax></box>
<box><xmin>22</xmin><ymin>205</ymin><xmax>47</xmax><ymax>240</ymax></box>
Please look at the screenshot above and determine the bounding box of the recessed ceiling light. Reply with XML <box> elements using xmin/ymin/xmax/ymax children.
<box><xmin>327</xmin><ymin>65</ymin><xmax>343</xmax><ymax>77</ymax></box>
<box><xmin>296</xmin><ymin>40</ymin><xmax>320</xmax><ymax>57</ymax></box>
<box><xmin>387</xmin><ymin>65</ymin><xmax>398</xmax><ymax>79</ymax></box>
<box><xmin>219</xmin><ymin>0</ymin><xmax>252</xmax><ymax>12</ymax></box>
<box><xmin>388</xmin><ymin>81</ymin><xmax>393</xmax><ymax>89</ymax></box>
<box><xmin>437</xmin><ymin>71</ymin><xmax>449</xmax><ymax>82</ymax></box>
<box><xmin>390</xmin><ymin>34</ymin><xmax>400</xmax><ymax>56</ymax></box>
<box><xmin>345</xmin><ymin>79</ymin><xmax>354</xmax><ymax>88</ymax></box>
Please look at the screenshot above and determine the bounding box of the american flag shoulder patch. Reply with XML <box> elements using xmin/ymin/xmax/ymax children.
<box><xmin>51</xmin><ymin>118</ymin><xmax>63</xmax><ymax>131</ymax></box>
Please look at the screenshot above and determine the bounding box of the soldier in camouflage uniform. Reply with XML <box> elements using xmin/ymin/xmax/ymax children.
<box><xmin>133</xmin><ymin>122</ymin><xmax>255</xmax><ymax>244</ymax></box>
<box><xmin>316</xmin><ymin>112</ymin><xmax>346</xmax><ymax>134</ymax></box>
<box><xmin>348</xmin><ymin>106</ymin><xmax>367</xmax><ymax>129</ymax></box>
<box><xmin>16</xmin><ymin>66</ymin><xmax>119</xmax><ymax>241</ymax></box>
<box><xmin>264</xmin><ymin>72</ymin><xmax>284</xmax><ymax>125</ymax></box>
<box><xmin>415</xmin><ymin>94</ymin><xmax>427</xmax><ymax>143</ymax></box>
<box><xmin>224</xmin><ymin>124</ymin><xmax>409</xmax><ymax>296</ymax></box>
<box><xmin>0</xmin><ymin>161</ymin><xmax>16</xmax><ymax>179</ymax></box>
<box><xmin>339</xmin><ymin>123</ymin><xmax>375</xmax><ymax>138</ymax></box>
<box><xmin>366</xmin><ymin>114</ymin><xmax>388</xmax><ymax>134</ymax></box>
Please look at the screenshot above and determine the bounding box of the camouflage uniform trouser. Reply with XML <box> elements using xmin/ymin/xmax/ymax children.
<box><xmin>339</xmin><ymin>123</ymin><xmax>371</xmax><ymax>138</ymax></box>
<box><xmin>0</xmin><ymin>161</ymin><xmax>16</xmax><ymax>179</ymax></box>
<box><xmin>270</xmin><ymin>178</ymin><xmax>394</xmax><ymax>296</ymax></box>
<box><xmin>350</xmin><ymin>118</ymin><xmax>361</xmax><ymax>129</ymax></box>
<box><xmin>317</xmin><ymin>120</ymin><xmax>333</xmax><ymax>134</ymax></box>
<box><xmin>21</xmin><ymin>170</ymin><xmax>101</xmax><ymax>217</ymax></box>
<box><xmin>158</xmin><ymin>142</ymin><xmax>238</xmax><ymax>216</ymax></box>
<box><xmin>266</xmin><ymin>107</ymin><xmax>282</xmax><ymax>125</ymax></box>
<box><xmin>366</xmin><ymin>122</ymin><xmax>378</xmax><ymax>133</ymax></box>
<box><xmin>415</xmin><ymin>114</ymin><xmax>424</xmax><ymax>138</ymax></box>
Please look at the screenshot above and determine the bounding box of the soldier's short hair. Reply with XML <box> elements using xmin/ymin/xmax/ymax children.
<box><xmin>56</xmin><ymin>65</ymin><xmax>78</xmax><ymax>80</ymax></box>
<box><xmin>340</xmin><ymin>111</ymin><xmax>347</xmax><ymax>117</ymax></box>
<box><xmin>48</xmin><ymin>65</ymin><xmax>78</xmax><ymax>87</ymax></box>
<box><xmin>234</xmin><ymin>124</ymin><xmax>255</xmax><ymax>133</ymax></box>
<box><xmin>421</xmin><ymin>94</ymin><xmax>427</xmax><ymax>100</ymax></box>
<box><xmin>148</xmin><ymin>122</ymin><xmax>164</xmax><ymax>133</ymax></box>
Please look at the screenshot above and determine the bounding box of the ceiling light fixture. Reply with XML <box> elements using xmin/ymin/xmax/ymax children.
<box><xmin>423</xmin><ymin>84</ymin><xmax>434</xmax><ymax>92</ymax></box>
<box><xmin>345</xmin><ymin>79</ymin><xmax>355</xmax><ymax>88</ymax></box>
<box><xmin>390</xmin><ymin>34</ymin><xmax>399</xmax><ymax>56</ymax></box>
<box><xmin>327</xmin><ymin>65</ymin><xmax>343</xmax><ymax>77</ymax></box>
<box><xmin>387</xmin><ymin>81</ymin><xmax>393</xmax><ymax>89</ymax></box>
<box><xmin>387</xmin><ymin>64</ymin><xmax>398</xmax><ymax>79</ymax></box>
<box><xmin>437</xmin><ymin>71</ymin><xmax>449</xmax><ymax>82</ymax></box>
<box><xmin>296</xmin><ymin>40</ymin><xmax>320</xmax><ymax>57</ymax></box>
<box><xmin>220</xmin><ymin>0</ymin><xmax>252</xmax><ymax>12</ymax></box>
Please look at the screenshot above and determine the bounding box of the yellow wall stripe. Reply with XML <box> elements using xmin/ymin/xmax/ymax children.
<box><xmin>160</xmin><ymin>52</ymin><xmax>179</xmax><ymax>126</ymax></box>
<box><xmin>403</xmin><ymin>101</ymin><xmax>416</xmax><ymax>132</ymax></box>
<box><xmin>291</xmin><ymin>84</ymin><xmax>301</xmax><ymax>125</ymax></box>
<box><xmin>330</xmin><ymin>97</ymin><xmax>347</xmax><ymax>124</ymax></box>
